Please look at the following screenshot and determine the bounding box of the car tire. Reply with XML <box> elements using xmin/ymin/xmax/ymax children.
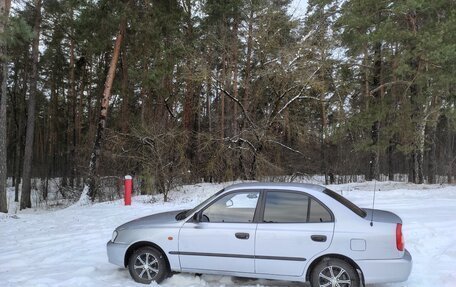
<box><xmin>310</xmin><ymin>257</ymin><xmax>360</xmax><ymax>287</ymax></box>
<box><xmin>128</xmin><ymin>246</ymin><xmax>169</xmax><ymax>284</ymax></box>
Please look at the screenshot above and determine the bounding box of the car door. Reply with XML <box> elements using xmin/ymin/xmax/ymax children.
<box><xmin>254</xmin><ymin>190</ymin><xmax>334</xmax><ymax>277</ymax></box>
<box><xmin>178</xmin><ymin>190</ymin><xmax>260</xmax><ymax>273</ymax></box>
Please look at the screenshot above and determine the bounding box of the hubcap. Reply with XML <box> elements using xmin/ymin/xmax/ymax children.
<box><xmin>318</xmin><ymin>265</ymin><xmax>351</xmax><ymax>287</ymax></box>
<box><xmin>133</xmin><ymin>252</ymin><xmax>159</xmax><ymax>280</ymax></box>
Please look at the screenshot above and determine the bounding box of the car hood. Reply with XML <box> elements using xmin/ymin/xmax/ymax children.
<box><xmin>117</xmin><ymin>209</ymin><xmax>186</xmax><ymax>230</ymax></box>
<box><xmin>363</xmin><ymin>208</ymin><xmax>402</xmax><ymax>224</ymax></box>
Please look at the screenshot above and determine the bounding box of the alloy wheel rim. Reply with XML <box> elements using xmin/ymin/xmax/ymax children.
<box><xmin>133</xmin><ymin>252</ymin><xmax>159</xmax><ymax>280</ymax></box>
<box><xmin>318</xmin><ymin>265</ymin><xmax>351</xmax><ymax>287</ymax></box>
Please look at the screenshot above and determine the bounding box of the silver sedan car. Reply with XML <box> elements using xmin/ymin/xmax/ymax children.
<box><xmin>107</xmin><ymin>183</ymin><xmax>412</xmax><ymax>286</ymax></box>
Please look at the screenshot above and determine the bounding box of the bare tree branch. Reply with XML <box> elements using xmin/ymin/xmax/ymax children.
<box><xmin>269</xmin><ymin>67</ymin><xmax>320</xmax><ymax>126</ymax></box>
<box><xmin>369</xmin><ymin>80</ymin><xmax>412</xmax><ymax>96</ymax></box>
<box><xmin>297</xmin><ymin>95</ymin><xmax>330</xmax><ymax>101</ymax></box>
<box><xmin>266</xmin><ymin>139</ymin><xmax>306</xmax><ymax>157</ymax></box>
<box><xmin>235</xmin><ymin>137</ymin><xmax>257</xmax><ymax>153</ymax></box>
<box><xmin>269</xmin><ymin>84</ymin><xmax>300</xmax><ymax>120</ymax></box>
<box><xmin>164</xmin><ymin>97</ymin><xmax>176</xmax><ymax>119</ymax></box>
<box><xmin>213</xmin><ymin>77</ymin><xmax>259</xmax><ymax>132</ymax></box>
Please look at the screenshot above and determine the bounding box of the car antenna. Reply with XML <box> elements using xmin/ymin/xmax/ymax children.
<box><xmin>370</xmin><ymin>179</ymin><xmax>376</xmax><ymax>227</ymax></box>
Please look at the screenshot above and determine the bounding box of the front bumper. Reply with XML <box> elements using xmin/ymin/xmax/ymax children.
<box><xmin>356</xmin><ymin>249</ymin><xmax>412</xmax><ymax>284</ymax></box>
<box><xmin>106</xmin><ymin>240</ymin><xmax>129</xmax><ymax>267</ymax></box>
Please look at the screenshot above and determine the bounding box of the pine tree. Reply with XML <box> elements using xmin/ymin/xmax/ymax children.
<box><xmin>20</xmin><ymin>0</ymin><xmax>41</xmax><ymax>210</ymax></box>
<box><xmin>87</xmin><ymin>0</ymin><xmax>128</xmax><ymax>201</ymax></box>
<box><xmin>0</xmin><ymin>0</ymin><xmax>11</xmax><ymax>213</ymax></box>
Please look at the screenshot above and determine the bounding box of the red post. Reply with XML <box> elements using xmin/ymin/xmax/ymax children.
<box><xmin>124</xmin><ymin>175</ymin><xmax>132</xmax><ymax>206</ymax></box>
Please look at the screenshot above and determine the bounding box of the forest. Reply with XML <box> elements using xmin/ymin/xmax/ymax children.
<box><xmin>0</xmin><ymin>0</ymin><xmax>455</xmax><ymax>212</ymax></box>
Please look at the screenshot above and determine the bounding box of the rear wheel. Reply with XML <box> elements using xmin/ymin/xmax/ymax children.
<box><xmin>128</xmin><ymin>246</ymin><xmax>168</xmax><ymax>284</ymax></box>
<box><xmin>310</xmin><ymin>258</ymin><xmax>360</xmax><ymax>287</ymax></box>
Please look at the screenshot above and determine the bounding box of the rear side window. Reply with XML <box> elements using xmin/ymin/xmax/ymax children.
<box><xmin>309</xmin><ymin>199</ymin><xmax>332</xmax><ymax>223</ymax></box>
<box><xmin>323</xmin><ymin>189</ymin><xmax>367</xmax><ymax>218</ymax></box>
<box><xmin>264</xmin><ymin>192</ymin><xmax>309</xmax><ymax>223</ymax></box>
<box><xmin>263</xmin><ymin>191</ymin><xmax>333</xmax><ymax>223</ymax></box>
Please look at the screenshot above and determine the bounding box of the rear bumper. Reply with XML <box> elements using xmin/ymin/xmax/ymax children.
<box><xmin>356</xmin><ymin>249</ymin><xmax>412</xmax><ymax>284</ymax></box>
<box><xmin>106</xmin><ymin>240</ymin><xmax>128</xmax><ymax>267</ymax></box>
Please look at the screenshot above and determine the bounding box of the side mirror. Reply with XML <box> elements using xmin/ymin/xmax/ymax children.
<box><xmin>192</xmin><ymin>212</ymin><xmax>202</xmax><ymax>223</ymax></box>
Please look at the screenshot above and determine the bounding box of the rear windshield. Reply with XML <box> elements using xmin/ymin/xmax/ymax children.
<box><xmin>323</xmin><ymin>189</ymin><xmax>367</xmax><ymax>218</ymax></box>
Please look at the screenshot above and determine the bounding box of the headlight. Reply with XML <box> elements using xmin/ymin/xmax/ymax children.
<box><xmin>111</xmin><ymin>230</ymin><xmax>118</xmax><ymax>242</ymax></box>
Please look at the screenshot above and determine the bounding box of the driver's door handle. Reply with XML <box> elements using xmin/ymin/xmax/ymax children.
<box><xmin>311</xmin><ymin>235</ymin><xmax>327</xmax><ymax>242</ymax></box>
<box><xmin>235</xmin><ymin>232</ymin><xmax>250</xmax><ymax>240</ymax></box>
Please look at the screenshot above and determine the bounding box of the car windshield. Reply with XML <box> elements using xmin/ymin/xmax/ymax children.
<box><xmin>179</xmin><ymin>189</ymin><xmax>225</xmax><ymax>219</ymax></box>
<box><xmin>323</xmin><ymin>188</ymin><xmax>367</xmax><ymax>218</ymax></box>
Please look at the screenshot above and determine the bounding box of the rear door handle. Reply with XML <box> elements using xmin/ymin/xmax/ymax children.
<box><xmin>235</xmin><ymin>232</ymin><xmax>250</xmax><ymax>240</ymax></box>
<box><xmin>311</xmin><ymin>235</ymin><xmax>327</xmax><ymax>242</ymax></box>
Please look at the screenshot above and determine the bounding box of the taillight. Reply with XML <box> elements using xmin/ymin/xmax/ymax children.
<box><xmin>396</xmin><ymin>223</ymin><xmax>404</xmax><ymax>251</ymax></box>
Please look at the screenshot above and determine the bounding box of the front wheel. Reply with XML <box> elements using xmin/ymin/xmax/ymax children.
<box><xmin>128</xmin><ymin>246</ymin><xmax>168</xmax><ymax>284</ymax></box>
<box><xmin>310</xmin><ymin>258</ymin><xmax>360</xmax><ymax>287</ymax></box>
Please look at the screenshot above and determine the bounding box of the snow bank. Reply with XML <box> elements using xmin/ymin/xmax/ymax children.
<box><xmin>1</xmin><ymin>181</ymin><xmax>455</xmax><ymax>286</ymax></box>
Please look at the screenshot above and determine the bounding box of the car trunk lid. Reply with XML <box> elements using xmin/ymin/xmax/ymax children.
<box><xmin>362</xmin><ymin>208</ymin><xmax>402</xmax><ymax>224</ymax></box>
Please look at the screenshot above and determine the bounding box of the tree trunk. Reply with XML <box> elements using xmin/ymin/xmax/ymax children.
<box><xmin>363</xmin><ymin>45</ymin><xmax>370</xmax><ymax>110</ymax></box>
<box><xmin>232</xmin><ymin>15</ymin><xmax>239</xmax><ymax>136</ymax></box>
<box><xmin>446</xmin><ymin>117</ymin><xmax>454</xmax><ymax>184</ymax></box>
<box><xmin>69</xmin><ymin>36</ymin><xmax>76</xmax><ymax>188</ymax></box>
<box><xmin>417</xmin><ymin>129</ymin><xmax>425</xmax><ymax>184</ymax></box>
<box><xmin>87</xmin><ymin>18</ymin><xmax>126</xmax><ymax>201</ymax></box>
<box><xmin>243</xmin><ymin>7</ymin><xmax>254</xmax><ymax>114</ymax></box>
<box><xmin>75</xmin><ymin>57</ymin><xmax>85</xmax><ymax>188</ymax></box>
<box><xmin>206</xmin><ymin>51</ymin><xmax>212</xmax><ymax>132</ymax></box>
<box><xmin>408</xmin><ymin>153</ymin><xmax>415</xmax><ymax>183</ymax></box>
<box><xmin>319</xmin><ymin>70</ymin><xmax>328</xmax><ymax>185</ymax></box>
<box><xmin>20</xmin><ymin>0</ymin><xmax>41</xmax><ymax>210</ymax></box>
<box><xmin>14</xmin><ymin>56</ymin><xmax>27</xmax><ymax>202</ymax></box>
<box><xmin>120</xmin><ymin>27</ymin><xmax>129</xmax><ymax>133</ymax></box>
<box><xmin>387</xmin><ymin>49</ymin><xmax>399</xmax><ymax>182</ymax></box>
<box><xmin>182</xmin><ymin>0</ymin><xmax>194</xmax><ymax>133</ymax></box>
<box><xmin>321</xmin><ymin>101</ymin><xmax>328</xmax><ymax>185</ymax></box>
<box><xmin>0</xmin><ymin>0</ymin><xmax>11</xmax><ymax>213</ymax></box>
<box><xmin>120</xmin><ymin>51</ymin><xmax>129</xmax><ymax>133</ymax></box>
<box><xmin>410</xmin><ymin>120</ymin><xmax>426</xmax><ymax>184</ymax></box>
<box><xmin>182</xmin><ymin>0</ymin><xmax>198</xmax><ymax>172</ymax></box>
<box><xmin>220</xmin><ymin>78</ymin><xmax>225</xmax><ymax>139</ymax></box>
<box><xmin>426</xmin><ymin>123</ymin><xmax>437</xmax><ymax>184</ymax></box>
<box><xmin>387</xmin><ymin>140</ymin><xmax>394</xmax><ymax>181</ymax></box>
<box><xmin>362</xmin><ymin>44</ymin><xmax>370</xmax><ymax>181</ymax></box>
<box><xmin>407</xmin><ymin>11</ymin><xmax>425</xmax><ymax>184</ymax></box>
<box><xmin>140</xmin><ymin>61</ymin><xmax>148</xmax><ymax>128</ymax></box>
<box><xmin>369</xmin><ymin>42</ymin><xmax>382</xmax><ymax>181</ymax></box>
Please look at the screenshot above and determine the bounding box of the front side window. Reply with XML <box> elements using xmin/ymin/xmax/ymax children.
<box><xmin>185</xmin><ymin>189</ymin><xmax>225</xmax><ymax>218</ymax></box>
<box><xmin>202</xmin><ymin>191</ymin><xmax>260</xmax><ymax>223</ymax></box>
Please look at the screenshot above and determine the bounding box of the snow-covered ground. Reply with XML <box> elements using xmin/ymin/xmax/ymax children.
<box><xmin>1</xmin><ymin>181</ymin><xmax>455</xmax><ymax>287</ymax></box>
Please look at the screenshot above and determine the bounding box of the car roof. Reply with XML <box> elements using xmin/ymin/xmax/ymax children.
<box><xmin>225</xmin><ymin>182</ymin><xmax>326</xmax><ymax>193</ymax></box>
